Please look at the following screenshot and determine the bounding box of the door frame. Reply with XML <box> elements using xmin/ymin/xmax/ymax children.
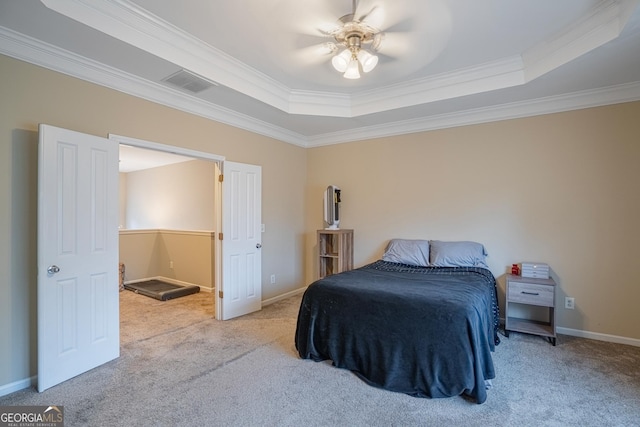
<box><xmin>108</xmin><ymin>134</ymin><xmax>225</xmax><ymax>317</ymax></box>
<box><xmin>213</xmin><ymin>162</ymin><xmax>223</xmax><ymax>319</ymax></box>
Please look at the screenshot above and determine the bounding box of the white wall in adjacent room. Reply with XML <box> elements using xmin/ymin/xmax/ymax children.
<box><xmin>123</xmin><ymin>159</ymin><xmax>216</xmax><ymax>231</ymax></box>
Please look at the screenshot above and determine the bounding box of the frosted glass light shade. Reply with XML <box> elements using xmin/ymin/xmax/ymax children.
<box><xmin>343</xmin><ymin>59</ymin><xmax>361</xmax><ymax>79</ymax></box>
<box><xmin>331</xmin><ymin>49</ymin><xmax>351</xmax><ymax>73</ymax></box>
<box><xmin>357</xmin><ymin>50</ymin><xmax>379</xmax><ymax>73</ymax></box>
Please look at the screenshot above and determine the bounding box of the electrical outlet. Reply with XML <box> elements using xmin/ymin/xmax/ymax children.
<box><xmin>270</xmin><ymin>274</ymin><xmax>276</xmax><ymax>284</ymax></box>
<box><xmin>565</xmin><ymin>297</ymin><xmax>575</xmax><ymax>310</ymax></box>
<box><xmin>169</xmin><ymin>261</ymin><xmax>174</xmax><ymax>269</ymax></box>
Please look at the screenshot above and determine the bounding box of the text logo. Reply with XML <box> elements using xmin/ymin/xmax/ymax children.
<box><xmin>0</xmin><ymin>406</ymin><xmax>64</xmax><ymax>427</ymax></box>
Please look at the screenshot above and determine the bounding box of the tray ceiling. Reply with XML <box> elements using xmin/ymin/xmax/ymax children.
<box><xmin>1</xmin><ymin>0</ymin><xmax>639</xmax><ymax>147</ymax></box>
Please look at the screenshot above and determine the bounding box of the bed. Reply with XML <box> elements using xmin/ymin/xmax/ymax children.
<box><xmin>295</xmin><ymin>239</ymin><xmax>500</xmax><ymax>404</ymax></box>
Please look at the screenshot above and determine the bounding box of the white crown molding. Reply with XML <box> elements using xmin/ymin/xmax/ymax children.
<box><xmin>523</xmin><ymin>0</ymin><xmax>635</xmax><ymax>82</ymax></box>
<box><xmin>1</xmin><ymin>25</ymin><xmax>639</xmax><ymax>149</ymax></box>
<box><xmin>288</xmin><ymin>56</ymin><xmax>527</xmax><ymax>117</ymax></box>
<box><xmin>0</xmin><ymin>26</ymin><xmax>308</xmax><ymax>147</ymax></box>
<box><xmin>306</xmin><ymin>81</ymin><xmax>640</xmax><ymax>147</ymax></box>
<box><xmin>40</xmin><ymin>0</ymin><xmax>294</xmax><ymax>112</ymax></box>
<box><xmin>39</xmin><ymin>0</ymin><xmax>638</xmax><ymax>119</ymax></box>
<box><xmin>287</xmin><ymin>90</ymin><xmax>353</xmax><ymax>117</ymax></box>
<box><xmin>352</xmin><ymin>56</ymin><xmax>527</xmax><ymax>116</ymax></box>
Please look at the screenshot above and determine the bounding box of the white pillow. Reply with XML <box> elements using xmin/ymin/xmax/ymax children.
<box><xmin>429</xmin><ymin>240</ymin><xmax>488</xmax><ymax>268</ymax></box>
<box><xmin>382</xmin><ymin>239</ymin><xmax>430</xmax><ymax>267</ymax></box>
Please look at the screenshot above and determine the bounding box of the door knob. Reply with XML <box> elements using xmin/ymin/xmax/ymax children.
<box><xmin>256</xmin><ymin>243</ymin><xmax>262</xmax><ymax>249</ymax></box>
<box><xmin>47</xmin><ymin>265</ymin><xmax>60</xmax><ymax>274</ymax></box>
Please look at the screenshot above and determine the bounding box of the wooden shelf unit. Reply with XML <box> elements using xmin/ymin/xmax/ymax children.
<box><xmin>317</xmin><ymin>229</ymin><xmax>353</xmax><ymax>279</ymax></box>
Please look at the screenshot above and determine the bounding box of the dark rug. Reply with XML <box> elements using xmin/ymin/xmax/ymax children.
<box><xmin>124</xmin><ymin>279</ymin><xmax>200</xmax><ymax>301</ymax></box>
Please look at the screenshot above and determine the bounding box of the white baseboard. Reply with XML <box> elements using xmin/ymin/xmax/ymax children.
<box><xmin>0</xmin><ymin>376</ymin><xmax>35</xmax><ymax>398</ymax></box>
<box><xmin>262</xmin><ymin>286</ymin><xmax>308</xmax><ymax>307</ymax></box>
<box><xmin>556</xmin><ymin>327</ymin><xmax>640</xmax><ymax>347</ymax></box>
<box><xmin>500</xmin><ymin>316</ymin><xmax>640</xmax><ymax>348</ymax></box>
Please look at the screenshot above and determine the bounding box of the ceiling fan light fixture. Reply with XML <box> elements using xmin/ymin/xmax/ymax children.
<box><xmin>357</xmin><ymin>49</ymin><xmax>378</xmax><ymax>73</ymax></box>
<box><xmin>328</xmin><ymin>2</ymin><xmax>384</xmax><ymax>80</ymax></box>
<box><xmin>332</xmin><ymin>49</ymin><xmax>351</xmax><ymax>73</ymax></box>
<box><xmin>344</xmin><ymin>58</ymin><xmax>361</xmax><ymax>79</ymax></box>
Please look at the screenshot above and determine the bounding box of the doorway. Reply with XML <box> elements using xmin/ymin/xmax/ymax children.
<box><xmin>112</xmin><ymin>134</ymin><xmax>223</xmax><ymax>320</ymax></box>
<box><xmin>111</xmin><ymin>133</ymin><xmax>265</xmax><ymax>321</ymax></box>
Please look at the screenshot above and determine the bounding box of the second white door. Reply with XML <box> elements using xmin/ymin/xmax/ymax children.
<box><xmin>220</xmin><ymin>161</ymin><xmax>262</xmax><ymax>320</ymax></box>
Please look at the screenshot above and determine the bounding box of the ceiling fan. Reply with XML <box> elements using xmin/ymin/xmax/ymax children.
<box><xmin>293</xmin><ymin>0</ymin><xmax>449</xmax><ymax>82</ymax></box>
<box><xmin>320</xmin><ymin>0</ymin><xmax>388</xmax><ymax>79</ymax></box>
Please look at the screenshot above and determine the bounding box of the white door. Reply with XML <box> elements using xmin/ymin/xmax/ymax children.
<box><xmin>37</xmin><ymin>124</ymin><xmax>119</xmax><ymax>392</ymax></box>
<box><xmin>219</xmin><ymin>161</ymin><xmax>262</xmax><ymax>320</ymax></box>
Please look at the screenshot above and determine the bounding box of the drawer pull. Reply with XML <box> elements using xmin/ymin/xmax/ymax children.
<box><xmin>521</xmin><ymin>291</ymin><xmax>539</xmax><ymax>296</ymax></box>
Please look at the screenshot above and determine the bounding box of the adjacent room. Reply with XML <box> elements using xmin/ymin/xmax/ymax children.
<box><xmin>118</xmin><ymin>145</ymin><xmax>217</xmax><ymax>301</ymax></box>
<box><xmin>117</xmin><ymin>147</ymin><xmax>219</xmax><ymax>351</ymax></box>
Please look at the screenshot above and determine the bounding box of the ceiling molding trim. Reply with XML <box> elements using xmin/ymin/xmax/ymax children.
<box><xmin>523</xmin><ymin>0</ymin><xmax>634</xmax><ymax>82</ymax></box>
<box><xmin>41</xmin><ymin>0</ymin><xmax>532</xmax><ymax>119</ymax></box>
<box><xmin>306</xmin><ymin>81</ymin><xmax>640</xmax><ymax>148</ymax></box>
<box><xmin>350</xmin><ymin>56</ymin><xmax>527</xmax><ymax>117</ymax></box>
<box><xmin>287</xmin><ymin>90</ymin><xmax>353</xmax><ymax>116</ymax></box>
<box><xmin>40</xmin><ymin>0</ymin><xmax>294</xmax><ymax>113</ymax></box>
<box><xmin>286</xmin><ymin>56</ymin><xmax>527</xmax><ymax>118</ymax></box>
<box><xmin>0</xmin><ymin>26</ymin><xmax>308</xmax><ymax>147</ymax></box>
<box><xmin>3</xmin><ymin>26</ymin><xmax>639</xmax><ymax>150</ymax></box>
<box><xmin>38</xmin><ymin>0</ymin><xmax>638</xmax><ymax>120</ymax></box>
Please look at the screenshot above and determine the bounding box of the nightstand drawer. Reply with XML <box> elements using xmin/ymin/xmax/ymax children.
<box><xmin>508</xmin><ymin>281</ymin><xmax>554</xmax><ymax>307</ymax></box>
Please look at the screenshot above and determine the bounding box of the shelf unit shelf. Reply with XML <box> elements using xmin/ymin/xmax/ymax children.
<box><xmin>317</xmin><ymin>229</ymin><xmax>353</xmax><ymax>279</ymax></box>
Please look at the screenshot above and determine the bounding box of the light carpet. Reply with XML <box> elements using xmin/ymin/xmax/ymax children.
<box><xmin>1</xmin><ymin>290</ymin><xmax>639</xmax><ymax>426</ymax></box>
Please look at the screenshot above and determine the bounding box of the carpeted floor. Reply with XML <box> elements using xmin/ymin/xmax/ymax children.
<box><xmin>1</xmin><ymin>290</ymin><xmax>639</xmax><ymax>426</ymax></box>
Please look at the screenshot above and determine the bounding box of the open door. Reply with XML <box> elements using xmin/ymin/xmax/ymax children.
<box><xmin>218</xmin><ymin>161</ymin><xmax>262</xmax><ymax>320</ymax></box>
<box><xmin>37</xmin><ymin>124</ymin><xmax>119</xmax><ymax>392</ymax></box>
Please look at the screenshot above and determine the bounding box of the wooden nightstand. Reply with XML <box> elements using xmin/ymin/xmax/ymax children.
<box><xmin>505</xmin><ymin>274</ymin><xmax>557</xmax><ymax>346</ymax></box>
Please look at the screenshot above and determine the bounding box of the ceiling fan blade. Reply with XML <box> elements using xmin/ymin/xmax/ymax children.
<box><xmin>294</xmin><ymin>42</ymin><xmax>338</xmax><ymax>65</ymax></box>
<box><xmin>295</xmin><ymin>33</ymin><xmax>336</xmax><ymax>49</ymax></box>
<box><xmin>382</xmin><ymin>16</ymin><xmax>414</xmax><ymax>33</ymax></box>
<box><xmin>373</xmin><ymin>51</ymin><xmax>398</xmax><ymax>63</ymax></box>
<box><xmin>290</xmin><ymin>21</ymin><xmax>339</xmax><ymax>37</ymax></box>
<box><xmin>375</xmin><ymin>32</ymin><xmax>413</xmax><ymax>57</ymax></box>
<box><xmin>317</xmin><ymin>23</ymin><xmax>343</xmax><ymax>37</ymax></box>
<box><xmin>357</xmin><ymin>1</ymin><xmax>418</xmax><ymax>32</ymax></box>
<box><xmin>287</xmin><ymin>0</ymin><xmax>349</xmax><ymax>37</ymax></box>
<box><xmin>358</xmin><ymin>5</ymin><xmax>385</xmax><ymax>29</ymax></box>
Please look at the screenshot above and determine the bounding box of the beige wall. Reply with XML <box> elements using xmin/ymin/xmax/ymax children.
<box><xmin>123</xmin><ymin>159</ymin><xmax>216</xmax><ymax>230</ymax></box>
<box><xmin>2</xmin><ymin>51</ymin><xmax>639</xmax><ymax>393</ymax></box>
<box><xmin>0</xmin><ymin>55</ymin><xmax>307</xmax><ymax>390</ymax></box>
<box><xmin>119</xmin><ymin>230</ymin><xmax>215</xmax><ymax>291</ymax></box>
<box><xmin>119</xmin><ymin>172</ymin><xmax>128</xmax><ymax>228</ymax></box>
<box><xmin>305</xmin><ymin>102</ymin><xmax>640</xmax><ymax>340</ymax></box>
<box><xmin>119</xmin><ymin>230</ymin><xmax>161</xmax><ymax>280</ymax></box>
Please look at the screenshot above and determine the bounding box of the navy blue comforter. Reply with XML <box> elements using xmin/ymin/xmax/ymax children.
<box><xmin>295</xmin><ymin>260</ymin><xmax>500</xmax><ymax>404</ymax></box>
